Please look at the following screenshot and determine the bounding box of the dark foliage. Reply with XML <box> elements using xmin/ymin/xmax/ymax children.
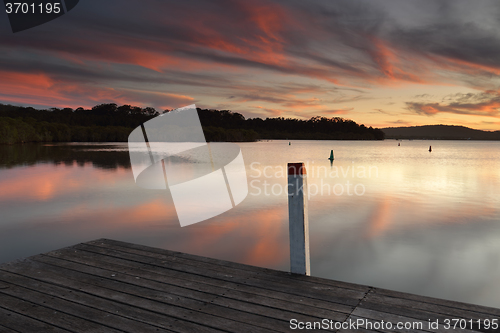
<box><xmin>0</xmin><ymin>103</ymin><xmax>384</xmax><ymax>144</ymax></box>
<box><xmin>0</xmin><ymin>144</ymin><xmax>131</xmax><ymax>169</ymax></box>
<box><xmin>197</xmin><ymin>108</ymin><xmax>384</xmax><ymax>140</ymax></box>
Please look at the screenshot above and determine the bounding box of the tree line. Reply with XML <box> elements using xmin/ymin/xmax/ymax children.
<box><xmin>0</xmin><ymin>143</ymin><xmax>131</xmax><ymax>169</ymax></box>
<box><xmin>0</xmin><ymin>103</ymin><xmax>384</xmax><ymax>144</ymax></box>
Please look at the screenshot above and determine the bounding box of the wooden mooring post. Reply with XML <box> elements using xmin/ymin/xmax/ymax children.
<box><xmin>287</xmin><ymin>162</ymin><xmax>310</xmax><ymax>275</ymax></box>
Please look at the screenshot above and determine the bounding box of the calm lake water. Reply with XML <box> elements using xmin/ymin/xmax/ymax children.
<box><xmin>1</xmin><ymin>140</ymin><xmax>500</xmax><ymax>308</ymax></box>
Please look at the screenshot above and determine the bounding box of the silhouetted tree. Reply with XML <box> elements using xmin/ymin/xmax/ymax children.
<box><xmin>0</xmin><ymin>103</ymin><xmax>385</xmax><ymax>144</ymax></box>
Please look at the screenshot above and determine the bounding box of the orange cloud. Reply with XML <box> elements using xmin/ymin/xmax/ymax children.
<box><xmin>0</xmin><ymin>163</ymin><xmax>129</xmax><ymax>202</ymax></box>
<box><xmin>183</xmin><ymin>1</ymin><xmax>290</xmax><ymax>69</ymax></box>
<box><xmin>239</xmin><ymin>208</ymin><xmax>288</xmax><ymax>266</ymax></box>
<box><xmin>361</xmin><ymin>195</ymin><xmax>497</xmax><ymax>240</ymax></box>
<box><xmin>364</xmin><ymin>196</ymin><xmax>393</xmax><ymax>238</ymax></box>
<box><xmin>57</xmin><ymin>198</ymin><xmax>177</xmax><ymax>229</ymax></box>
<box><xmin>368</xmin><ymin>37</ymin><xmax>429</xmax><ymax>85</ymax></box>
<box><xmin>0</xmin><ymin>69</ymin><xmax>196</xmax><ymax>110</ymax></box>
<box><xmin>170</xmin><ymin>206</ymin><xmax>288</xmax><ymax>267</ymax></box>
<box><xmin>406</xmin><ymin>97</ymin><xmax>500</xmax><ymax>118</ymax></box>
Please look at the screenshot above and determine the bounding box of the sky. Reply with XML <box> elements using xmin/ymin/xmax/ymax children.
<box><xmin>1</xmin><ymin>0</ymin><xmax>500</xmax><ymax>130</ymax></box>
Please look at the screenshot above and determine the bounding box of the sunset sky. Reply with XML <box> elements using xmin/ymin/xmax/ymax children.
<box><xmin>2</xmin><ymin>0</ymin><xmax>500</xmax><ymax>130</ymax></box>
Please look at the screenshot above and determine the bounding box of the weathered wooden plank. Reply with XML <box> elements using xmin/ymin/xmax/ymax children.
<box><xmin>48</xmin><ymin>247</ymin><xmax>348</xmax><ymax>323</ymax></box>
<box><xmin>373</xmin><ymin>287</ymin><xmax>500</xmax><ymax>317</ymax></box>
<box><xmin>0</xmin><ymin>267</ymin><xmax>222</xmax><ymax>333</ymax></box>
<box><xmin>77</xmin><ymin>242</ymin><xmax>367</xmax><ymax>306</ymax></box>
<box><xmin>359</xmin><ymin>300</ymin><xmax>468</xmax><ymax>332</ymax></box>
<box><xmin>0</xmin><ymin>278</ymin><xmax>174</xmax><ymax>333</ymax></box>
<box><xmin>2</xmin><ymin>257</ymin><xmax>278</xmax><ymax>333</ymax></box>
<box><xmin>0</xmin><ymin>292</ymin><xmax>124</xmax><ymax>333</ymax></box>
<box><xmin>365</xmin><ymin>292</ymin><xmax>500</xmax><ymax>322</ymax></box>
<box><xmin>55</xmin><ymin>243</ymin><xmax>353</xmax><ymax>319</ymax></box>
<box><xmin>67</xmin><ymin>243</ymin><xmax>356</xmax><ymax>314</ymax></box>
<box><xmin>340</xmin><ymin>314</ymin><xmax>428</xmax><ymax>333</ymax></box>
<box><xmin>352</xmin><ymin>307</ymin><xmax>480</xmax><ymax>333</ymax></box>
<box><xmin>337</xmin><ymin>327</ymin><xmax>383</xmax><ymax>333</ymax></box>
<box><xmin>32</xmin><ymin>254</ymin><xmax>322</xmax><ymax>333</ymax></box>
<box><xmin>95</xmin><ymin>238</ymin><xmax>369</xmax><ymax>292</ymax></box>
<box><xmin>0</xmin><ymin>305</ymin><xmax>70</xmax><ymax>333</ymax></box>
<box><xmin>0</xmin><ymin>324</ymin><xmax>21</xmax><ymax>333</ymax></box>
<box><xmin>1</xmin><ymin>239</ymin><xmax>498</xmax><ymax>333</ymax></box>
<box><xmin>0</xmin><ymin>270</ymin><xmax>222</xmax><ymax>333</ymax></box>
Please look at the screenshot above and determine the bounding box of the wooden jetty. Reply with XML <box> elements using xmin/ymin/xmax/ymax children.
<box><xmin>0</xmin><ymin>239</ymin><xmax>499</xmax><ymax>332</ymax></box>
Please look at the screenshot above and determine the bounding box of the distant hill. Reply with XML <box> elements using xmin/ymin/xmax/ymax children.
<box><xmin>382</xmin><ymin>125</ymin><xmax>500</xmax><ymax>140</ymax></box>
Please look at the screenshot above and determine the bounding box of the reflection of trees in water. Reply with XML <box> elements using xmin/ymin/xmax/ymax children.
<box><xmin>0</xmin><ymin>144</ymin><xmax>131</xmax><ymax>170</ymax></box>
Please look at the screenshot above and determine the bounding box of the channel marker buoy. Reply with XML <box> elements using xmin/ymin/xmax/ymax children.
<box><xmin>328</xmin><ymin>150</ymin><xmax>334</xmax><ymax>161</ymax></box>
